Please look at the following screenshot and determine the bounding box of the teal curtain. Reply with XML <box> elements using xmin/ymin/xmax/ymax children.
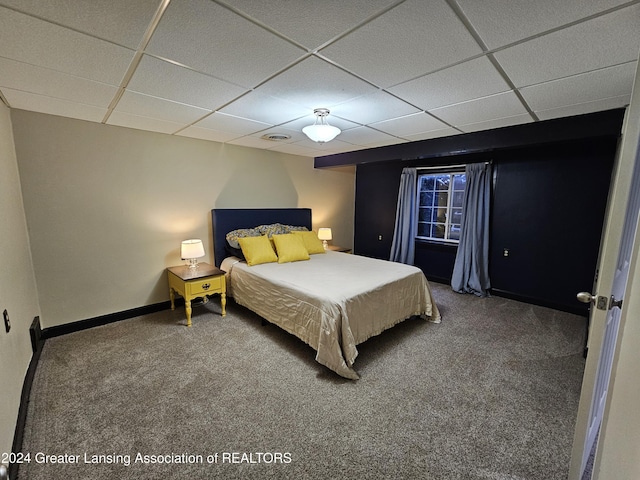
<box><xmin>451</xmin><ymin>162</ymin><xmax>492</xmax><ymax>296</ymax></box>
<box><xmin>390</xmin><ymin>167</ymin><xmax>417</xmax><ymax>264</ymax></box>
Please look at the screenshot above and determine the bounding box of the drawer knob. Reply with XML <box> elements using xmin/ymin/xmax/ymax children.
<box><xmin>202</xmin><ymin>283</ymin><xmax>210</xmax><ymax>290</ymax></box>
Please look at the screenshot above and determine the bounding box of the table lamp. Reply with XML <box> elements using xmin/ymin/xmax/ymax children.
<box><xmin>317</xmin><ymin>228</ymin><xmax>332</xmax><ymax>250</ymax></box>
<box><xmin>181</xmin><ymin>239</ymin><xmax>205</xmax><ymax>268</ymax></box>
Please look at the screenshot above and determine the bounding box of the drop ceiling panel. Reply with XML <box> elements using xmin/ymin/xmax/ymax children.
<box><xmin>107</xmin><ymin>110</ymin><xmax>188</xmax><ymax>134</ymax></box>
<box><xmin>177</xmin><ymin>125</ymin><xmax>243</xmax><ymax>144</ymax></box>
<box><xmin>0</xmin><ymin>6</ymin><xmax>134</xmax><ymax>85</ymax></box>
<box><xmin>3</xmin><ymin>88</ymin><xmax>107</xmax><ymax>122</ymax></box>
<box><xmin>337</xmin><ymin>126</ymin><xmax>400</xmax><ymax>146</ymax></box>
<box><xmin>1</xmin><ymin>1</ymin><xmax>638</xmax><ymax>158</ymax></box>
<box><xmin>494</xmin><ymin>5</ymin><xmax>640</xmax><ymax>88</ymax></box>
<box><xmin>320</xmin><ymin>0</ymin><xmax>483</xmax><ymax>88</ymax></box>
<box><xmin>193</xmin><ymin>112</ymin><xmax>272</xmax><ymax>135</ymax></box>
<box><xmin>227</xmin><ymin>135</ymin><xmax>291</xmax><ymax>150</ymax></box>
<box><xmin>458</xmin><ymin>0</ymin><xmax>632</xmax><ymax>50</ymax></box>
<box><xmin>535</xmin><ymin>95</ymin><xmax>631</xmax><ymax>121</ymax></box>
<box><xmin>0</xmin><ymin>0</ymin><xmax>161</xmax><ymax>49</ymax></box>
<box><xmin>388</xmin><ymin>57</ymin><xmax>511</xmax><ymax>110</ymax></box>
<box><xmin>219</xmin><ymin>0</ymin><xmax>398</xmax><ymax>51</ymax></box>
<box><xmin>127</xmin><ymin>55</ymin><xmax>248</xmax><ymax>110</ymax></box>
<box><xmin>430</xmin><ymin>91</ymin><xmax>529</xmax><ymax>126</ymax></box>
<box><xmin>113</xmin><ymin>90</ymin><xmax>211</xmax><ymax>125</ymax></box>
<box><xmin>519</xmin><ymin>62</ymin><xmax>637</xmax><ymax>112</ymax></box>
<box><xmin>403</xmin><ymin>127</ymin><xmax>462</xmax><ymax>142</ymax></box>
<box><xmin>370</xmin><ymin>112</ymin><xmax>449</xmax><ymax>137</ymax></box>
<box><xmin>266</xmin><ymin>142</ymin><xmax>327</xmax><ymax>157</ymax></box>
<box><xmin>218</xmin><ymin>91</ymin><xmax>309</xmax><ymax>125</ymax></box>
<box><xmin>254</xmin><ymin>56</ymin><xmax>378</xmax><ymax>109</ymax></box>
<box><xmin>0</xmin><ymin>57</ymin><xmax>118</xmax><ymax>107</ymax></box>
<box><xmin>459</xmin><ymin>113</ymin><xmax>534</xmax><ymax>133</ymax></box>
<box><xmin>146</xmin><ymin>0</ymin><xmax>305</xmax><ymax>88</ymax></box>
<box><xmin>331</xmin><ymin>91</ymin><xmax>421</xmax><ymax>125</ymax></box>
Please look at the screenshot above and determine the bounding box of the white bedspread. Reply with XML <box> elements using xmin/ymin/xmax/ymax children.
<box><xmin>221</xmin><ymin>251</ymin><xmax>441</xmax><ymax>379</ymax></box>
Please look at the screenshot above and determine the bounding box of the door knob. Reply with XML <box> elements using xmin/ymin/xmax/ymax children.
<box><xmin>577</xmin><ymin>292</ymin><xmax>596</xmax><ymax>304</ymax></box>
<box><xmin>577</xmin><ymin>292</ymin><xmax>608</xmax><ymax>310</ymax></box>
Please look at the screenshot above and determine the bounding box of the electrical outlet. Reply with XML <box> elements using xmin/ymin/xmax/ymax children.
<box><xmin>378</xmin><ymin>235</ymin><xmax>383</xmax><ymax>241</ymax></box>
<box><xmin>3</xmin><ymin>309</ymin><xmax>10</xmax><ymax>333</ymax></box>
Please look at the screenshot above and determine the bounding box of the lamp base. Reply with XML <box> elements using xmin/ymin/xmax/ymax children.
<box><xmin>187</xmin><ymin>258</ymin><xmax>199</xmax><ymax>269</ymax></box>
<box><xmin>322</xmin><ymin>240</ymin><xmax>328</xmax><ymax>250</ymax></box>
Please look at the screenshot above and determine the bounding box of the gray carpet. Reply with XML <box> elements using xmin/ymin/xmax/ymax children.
<box><xmin>18</xmin><ymin>283</ymin><xmax>586</xmax><ymax>479</ymax></box>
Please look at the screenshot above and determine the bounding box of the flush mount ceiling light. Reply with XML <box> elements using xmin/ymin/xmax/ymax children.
<box><xmin>302</xmin><ymin>108</ymin><xmax>341</xmax><ymax>143</ymax></box>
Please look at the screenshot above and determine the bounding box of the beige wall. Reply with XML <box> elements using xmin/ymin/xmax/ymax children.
<box><xmin>10</xmin><ymin>110</ymin><xmax>355</xmax><ymax>328</ymax></box>
<box><xmin>0</xmin><ymin>104</ymin><xmax>40</xmax><ymax>456</ymax></box>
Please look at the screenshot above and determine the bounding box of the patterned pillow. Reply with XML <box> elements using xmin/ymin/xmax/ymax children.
<box><xmin>256</xmin><ymin>223</ymin><xmax>289</xmax><ymax>237</ymax></box>
<box><xmin>226</xmin><ymin>228</ymin><xmax>260</xmax><ymax>249</ymax></box>
<box><xmin>287</xmin><ymin>224</ymin><xmax>309</xmax><ymax>233</ymax></box>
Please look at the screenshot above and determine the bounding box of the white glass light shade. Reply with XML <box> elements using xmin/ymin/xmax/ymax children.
<box><xmin>302</xmin><ymin>124</ymin><xmax>341</xmax><ymax>143</ymax></box>
<box><xmin>181</xmin><ymin>239</ymin><xmax>205</xmax><ymax>268</ymax></box>
<box><xmin>317</xmin><ymin>228</ymin><xmax>332</xmax><ymax>241</ymax></box>
<box><xmin>302</xmin><ymin>108</ymin><xmax>341</xmax><ymax>143</ymax></box>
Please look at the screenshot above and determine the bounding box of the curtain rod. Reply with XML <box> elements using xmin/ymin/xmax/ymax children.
<box><xmin>416</xmin><ymin>161</ymin><xmax>491</xmax><ymax>172</ymax></box>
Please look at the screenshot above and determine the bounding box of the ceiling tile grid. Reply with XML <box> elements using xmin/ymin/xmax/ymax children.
<box><xmin>457</xmin><ymin>0</ymin><xmax>634</xmax><ymax>50</ymax></box>
<box><xmin>0</xmin><ymin>0</ymin><xmax>639</xmax><ymax>157</ymax></box>
<box><xmin>2</xmin><ymin>87</ymin><xmax>108</xmax><ymax>122</ymax></box>
<box><xmin>126</xmin><ymin>55</ymin><xmax>249</xmax><ymax>111</ymax></box>
<box><xmin>0</xmin><ymin>0</ymin><xmax>162</xmax><ymax>49</ymax></box>
<box><xmin>218</xmin><ymin>0</ymin><xmax>400</xmax><ymax>51</ymax></box>
<box><xmin>0</xmin><ymin>6</ymin><xmax>135</xmax><ymax>85</ymax></box>
<box><xmin>145</xmin><ymin>0</ymin><xmax>306</xmax><ymax>88</ymax></box>
<box><xmin>0</xmin><ymin>57</ymin><xmax>119</xmax><ymax>108</ymax></box>
<box><xmin>492</xmin><ymin>4</ymin><xmax>640</xmax><ymax>88</ymax></box>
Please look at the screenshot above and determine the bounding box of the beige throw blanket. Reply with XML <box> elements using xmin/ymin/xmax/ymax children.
<box><xmin>221</xmin><ymin>251</ymin><xmax>441</xmax><ymax>379</ymax></box>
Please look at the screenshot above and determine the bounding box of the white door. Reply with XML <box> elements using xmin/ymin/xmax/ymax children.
<box><xmin>569</xmin><ymin>59</ymin><xmax>640</xmax><ymax>480</ymax></box>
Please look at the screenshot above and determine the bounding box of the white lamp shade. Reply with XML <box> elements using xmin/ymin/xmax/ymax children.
<box><xmin>181</xmin><ymin>239</ymin><xmax>205</xmax><ymax>259</ymax></box>
<box><xmin>317</xmin><ymin>228</ymin><xmax>332</xmax><ymax>241</ymax></box>
<box><xmin>302</xmin><ymin>124</ymin><xmax>341</xmax><ymax>143</ymax></box>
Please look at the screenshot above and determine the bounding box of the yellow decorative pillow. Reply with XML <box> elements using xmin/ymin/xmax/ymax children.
<box><xmin>272</xmin><ymin>234</ymin><xmax>310</xmax><ymax>263</ymax></box>
<box><xmin>238</xmin><ymin>235</ymin><xmax>278</xmax><ymax>266</ymax></box>
<box><xmin>292</xmin><ymin>230</ymin><xmax>326</xmax><ymax>254</ymax></box>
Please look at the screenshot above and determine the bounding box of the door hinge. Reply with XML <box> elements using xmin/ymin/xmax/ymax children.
<box><xmin>609</xmin><ymin>296</ymin><xmax>623</xmax><ymax>310</ymax></box>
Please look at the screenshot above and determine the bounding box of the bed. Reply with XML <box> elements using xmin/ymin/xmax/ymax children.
<box><xmin>211</xmin><ymin>208</ymin><xmax>441</xmax><ymax>379</ymax></box>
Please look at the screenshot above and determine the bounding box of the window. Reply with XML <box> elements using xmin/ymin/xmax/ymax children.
<box><xmin>417</xmin><ymin>171</ymin><xmax>466</xmax><ymax>243</ymax></box>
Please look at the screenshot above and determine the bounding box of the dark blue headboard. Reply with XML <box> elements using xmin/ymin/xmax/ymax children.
<box><xmin>211</xmin><ymin>208</ymin><xmax>312</xmax><ymax>267</ymax></box>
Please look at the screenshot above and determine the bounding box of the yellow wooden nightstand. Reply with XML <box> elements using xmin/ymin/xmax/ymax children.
<box><xmin>167</xmin><ymin>263</ymin><xmax>226</xmax><ymax>327</ymax></box>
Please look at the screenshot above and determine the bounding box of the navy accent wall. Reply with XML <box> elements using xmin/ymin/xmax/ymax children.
<box><xmin>353</xmin><ymin>113</ymin><xmax>621</xmax><ymax>315</ymax></box>
<box><xmin>354</xmin><ymin>162</ymin><xmax>402</xmax><ymax>260</ymax></box>
<box><xmin>489</xmin><ymin>141</ymin><xmax>615</xmax><ymax>313</ymax></box>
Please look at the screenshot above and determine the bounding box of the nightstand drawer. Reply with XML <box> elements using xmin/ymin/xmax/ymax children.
<box><xmin>186</xmin><ymin>275</ymin><xmax>223</xmax><ymax>296</ymax></box>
